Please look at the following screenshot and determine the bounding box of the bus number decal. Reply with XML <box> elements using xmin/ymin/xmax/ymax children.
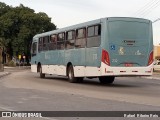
<box><xmin>45</xmin><ymin>53</ymin><xmax>50</xmax><ymax>60</ymax></box>
<box><xmin>93</xmin><ymin>54</ymin><xmax>97</xmax><ymax>60</ymax></box>
<box><xmin>112</xmin><ymin>59</ymin><xmax>118</xmax><ymax>63</ymax></box>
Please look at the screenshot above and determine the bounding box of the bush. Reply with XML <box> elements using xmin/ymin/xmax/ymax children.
<box><xmin>7</xmin><ymin>60</ymin><xmax>16</xmax><ymax>67</ymax></box>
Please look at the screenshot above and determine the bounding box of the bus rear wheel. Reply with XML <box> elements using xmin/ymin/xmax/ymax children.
<box><xmin>40</xmin><ymin>66</ymin><xmax>45</xmax><ymax>78</ymax></box>
<box><xmin>68</xmin><ymin>65</ymin><xmax>79</xmax><ymax>83</ymax></box>
<box><xmin>99</xmin><ymin>76</ymin><xmax>115</xmax><ymax>84</ymax></box>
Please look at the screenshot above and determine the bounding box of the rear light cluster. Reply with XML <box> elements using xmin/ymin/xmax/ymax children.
<box><xmin>148</xmin><ymin>51</ymin><xmax>153</xmax><ymax>66</ymax></box>
<box><xmin>102</xmin><ymin>50</ymin><xmax>153</xmax><ymax>73</ymax></box>
<box><xmin>102</xmin><ymin>49</ymin><xmax>110</xmax><ymax>66</ymax></box>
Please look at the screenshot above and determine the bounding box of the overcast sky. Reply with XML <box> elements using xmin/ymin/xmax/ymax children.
<box><xmin>1</xmin><ymin>0</ymin><xmax>160</xmax><ymax>45</ymax></box>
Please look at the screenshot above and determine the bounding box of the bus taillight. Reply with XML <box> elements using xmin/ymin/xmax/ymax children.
<box><xmin>102</xmin><ymin>49</ymin><xmax>110</xmax><ymax>66</ymax></box>
<box><xmin>148</xmin><ymin>51</ymin><xmax>153</xmax><ymax>66</ymax></box>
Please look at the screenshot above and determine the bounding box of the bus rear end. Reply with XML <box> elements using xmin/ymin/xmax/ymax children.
<box><xmin>101</xmin><ymin>17</ymin><xmax>153</xmax><ymax>76</ymax></box>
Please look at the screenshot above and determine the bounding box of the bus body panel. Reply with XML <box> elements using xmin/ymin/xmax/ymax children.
<box><xmin>57</xmin><ymin>50</ymin><xmax>65</xmax><ymax>65</ymax></box>
<box><xmin>31</xmin><ymin>64</ymin><xmax>37</xmax><ymax>73</ymax></box>
<box><xmin>49</xmin><ymin>51</ymin><xmax>59</xmax><ymax>65</ymax></box>
<box><xmin>85</xmin><ymin>47</ymin><xmax>101</xmax><ymax>67</ymax></box>
<box><xmin>42</xmin><ymin>65</ymin><xmax>65</xmax><ymax>76</ymax></box>
<box><xmin>73</xmin><ymin>48</ymin><xmax>86</xmax><ymax>66</ymax></box>
<box><xmin>65</xmin><ymin>49</ymin><xmax>74</xmax><ymax>65</ymax></box>
<box><xmin>39</xmin><ymin>51</ymin><xmax>59</xmax><ymax>65</ymax></box>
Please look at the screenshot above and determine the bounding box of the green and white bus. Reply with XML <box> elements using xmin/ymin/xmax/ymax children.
<box><xmin>31</xmin><ymin>17</ymin><xmax>153</xmax><ymax>84</ymax></box>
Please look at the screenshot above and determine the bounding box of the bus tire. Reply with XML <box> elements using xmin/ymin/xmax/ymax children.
<box><xmin>40</xmin><ymin>66</ymin><xmax>45</xmax><ymax>78</ymax></box>
<box><xmin>77</xmin><ymin>77</ymin><xmax>84</xmax><ymax>83</ymax></box>
<box><xmin>68</xmin><ymin>65</ymin><xmax>78</xmax><ymax>83</ymax></box>
<box><xmin>99</xmin><ymin>76</ymin><xmax>115</xmax><ymax>84</ymax></box>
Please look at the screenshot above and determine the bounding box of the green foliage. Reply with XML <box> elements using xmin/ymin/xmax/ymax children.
<box><xmin>0</xmin><ymin>2</ymin><xmax>56</xmax><ymax>60</ymax></box>
<box><xmin>5</xmin><ymin>60</ymin><xmax>16</xmax><ymax>67</ymax></box>
<box><xmin>0</xmin><ymin>2</ymin><xmax>11</xmax><ymax>16</ymax></box>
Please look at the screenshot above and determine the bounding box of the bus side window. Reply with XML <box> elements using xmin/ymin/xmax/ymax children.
<box><xmin>66</xmin><ymin>30</ymin><xmax>75</xmax><ymax>49</ymax></box>
<box><xmin>87</xmin><ymin>25</ymin><xmax>101</xmax><ymax>48</ymax></box>
<box><xmin>50</xmin><ymin>34</ymin><xmax>57</xmax><ymax>50</ymax></box>
<box><xmin>38</xmin><ymin>37</ymin><xmax>43</xmax><ymax>52</ymax></box>
<box><xmin>57</xmin><ymin>33</ymin><xmax>65</xmax><ymax>50</ymax></box>
<box><xmin>75</xmin><ymin>28</ymin><xmax>86</xmax><ymax>48</ymax></box>
<box><xmin>43</xmin><ymin>36</ymin><xmax>49</xmax><ymax>51</ymax></box>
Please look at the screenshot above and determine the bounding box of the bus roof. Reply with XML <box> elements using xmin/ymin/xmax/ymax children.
<box><xmin>33</xmin><ymin>17</ymin><xmax>151</xmax><ymax>39</ymax></box>
<box><xmin>33</xmin><ymin>18</ymin><xmax>101</xmax><ymax>39</ymax></box>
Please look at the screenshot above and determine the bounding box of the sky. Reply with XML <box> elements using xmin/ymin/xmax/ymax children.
<box><xmin>1</xmin><ymin>0</ymin><xmax>160</xmax><ymax>45</ymax></box>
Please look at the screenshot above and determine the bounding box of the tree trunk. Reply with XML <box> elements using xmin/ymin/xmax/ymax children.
<box><xmin>0</xmin><ymin>63</ymin><xmax>4</xmax><ymax>72</ymax></box>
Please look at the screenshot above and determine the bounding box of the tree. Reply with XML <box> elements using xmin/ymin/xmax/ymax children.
<box><xmin>0</xmin><ymin>2</ymin><xmax>11</xmax><ymax>16</ymax></box>
<box><xmin>0</xmin><ymin>2</ymin><xmax>56</xmax><ymax>63</ymax></box>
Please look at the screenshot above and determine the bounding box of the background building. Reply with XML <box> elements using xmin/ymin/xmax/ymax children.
<box><xmin>154</xmin><ymin>45</ymin><xmax>160</xmax><ymax>61</ymax></box>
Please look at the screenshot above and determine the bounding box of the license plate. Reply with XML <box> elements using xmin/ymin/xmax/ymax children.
<box><xmin>125</xmin><ymin>63</ymin><xmax>133</xmax><ymax>67</ymax></box>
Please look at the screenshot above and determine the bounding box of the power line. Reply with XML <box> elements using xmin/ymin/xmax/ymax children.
<box><xmin>134</xmin><ymin>0</ymin><xmax>155</xmax><ymax>15</ymax></box>
<box><xmin>153</xmin><ymin>18</ymin><xmax>160</xmax><ymax>23</ymax></box>
<box><xmin>133</xmin><ymin>0</ymin><xmax>158</xmax><ymax>17</ymax></box>
<box><xmin>133</xmin><ymin>0</ymin><xmax>160</xmax><ymax>17</ymax></box>
<box><xmin>138</xmin><ymin>0</ymin><xmax>160</xmax><ymax>17</ymax></box>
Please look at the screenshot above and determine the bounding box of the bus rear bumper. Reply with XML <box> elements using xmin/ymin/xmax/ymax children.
<box><xmin>101</xmin><ymin>63</ymin><xmax>153</xmax><ymax>76</ymax></box>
